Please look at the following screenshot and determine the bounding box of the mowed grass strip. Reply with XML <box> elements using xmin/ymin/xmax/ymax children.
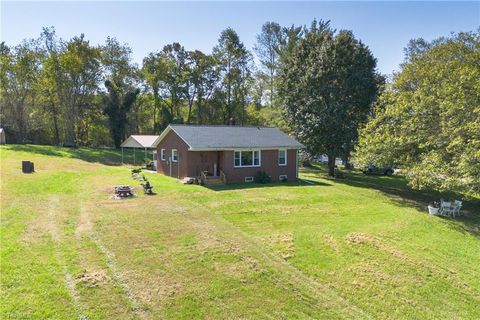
<box><xmin>1</xmin><ymin>144</ymin><xmax>479</xmax><ymax>319</ymax></box>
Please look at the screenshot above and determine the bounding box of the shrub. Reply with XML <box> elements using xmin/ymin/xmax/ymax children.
<box><xmin>280</xmin><ymin>176</ymin><xmax>288</xmax><ymax>183</ymax></box>
<box><xmin>255</xmin><ymin>171</ymin><xmax>272</xmax><ymax>184</ymax></box>
<box><xmin>145</xmin><ymin>160</ymin><xmax>154</xmax><ymax>170</ymax></box>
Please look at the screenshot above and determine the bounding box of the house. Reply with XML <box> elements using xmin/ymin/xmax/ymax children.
<box><xmin>153</xmin><ymin>125</ymin><xmax>304</xmax><ymax>184</ymax></box>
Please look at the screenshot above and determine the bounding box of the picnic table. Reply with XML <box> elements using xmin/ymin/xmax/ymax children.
<box><xmin>114</xmin><ymin>185</ymin><xmax>134</xmax><ymax>198</ymax></box>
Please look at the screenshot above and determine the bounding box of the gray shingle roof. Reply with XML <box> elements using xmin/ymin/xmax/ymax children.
<box><xmin>166</xmin><ymin>125</ymin><xmax>304</xmax><ymax>150</ymax></box>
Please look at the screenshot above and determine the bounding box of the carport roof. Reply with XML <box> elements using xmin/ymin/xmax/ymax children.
<box><xmin>121</xmin><ymin>135</ymin><xmax>160</xmax><ymax>148</ymax></box>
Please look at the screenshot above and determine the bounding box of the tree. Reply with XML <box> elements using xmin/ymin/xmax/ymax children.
<box><xmin>184</xmin><ymin>50</ymin><xmax>219</xmax><ymax>124</ymax></box>
<box><xmin>55</xmin><ymin>35</ymin><xmax>101</xmax><ymax>146</ymax></box>
<box><xmin>103</xmin><ymin>80</ymin><xmax>140</xmax><ymax>148</ymax></box>
<box><xmin>0</xmin><ymin>40</ymin><xmax>42</xmax><ymax>143</ymax></box>
<box><xmin>213</xmin><ymin>28</ymin><xmax>253</xmax><ymax>124</ymax></box>
<box><xmin>142</xmin><ymin>52</ymin><xmax>163</xmax><ymax>133</ymax></box>
<box><xmin>37</xmin><ymin>27</ymin><xmax>63</xmax><ymax>145</ymax></box>
<box><xmin>101</xmin><ymin>37</ymin><xmax>137</xmax><ymax>89</ymax></box>
<box><xmin>141</xmin><ymin>44</ymin><xmax>187</xmax><ymax>132</ymax></box>
<box><xmin>279</xmin><ymin>20</ymin><xmax>380</xmax><ymax>176</ymax></box>
<box><xmin>160</xmin><ymin>43</ymin><xmax>188</xmax><ymax>121</ymax></box>
<box><xmin>355</xmin><ymin>31</ymin><xmax>480</xmax><ymax>196</ymax></box>
<box><xmin>254</xmin><ymin>22</ymin><xmax>283</xmax><ymax>108</ymax></box>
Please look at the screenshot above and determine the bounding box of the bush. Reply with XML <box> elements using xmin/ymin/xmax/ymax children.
<box><xmin>145</xmin><ymin>159</ymin><xmax>154</xmax><ymax>170</ymax></box>
<box><xmin>255</xmin><ymin>171</ymin><xmax>272</xmax><ymax>184</ymax></box>
<box><xmin>280</xmin><ymin>176</ymin><xmax>288</xmax><ymax>183</ymax></box>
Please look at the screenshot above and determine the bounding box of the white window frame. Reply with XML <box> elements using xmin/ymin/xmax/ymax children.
<box><xmin>279</xmin><ymin>174</ymin><xmax>288</xmax><ymax>180</ymax></box>
<box><xmin>160</xmin><ymin>149</ymin><xmax>165</xmax><ymax>161</ymax></box>
<box><xmin>172</xmin><ymin>149</ymin><xmax>178</xmax><ymax>162</ymax></box>
<box><xmin>234</xmin><ymin>150</ymin><xmax>261</xmax><ymax>168</ymax></box>
<box><xmin>244</xmin><ymin>176</ymin><xmax>254</xmax><ymax>182</ymax></box>
<box><xmin>278</xmin><ymin>149</ymin><xmax>287</xmax><ymax>166</ymax></box>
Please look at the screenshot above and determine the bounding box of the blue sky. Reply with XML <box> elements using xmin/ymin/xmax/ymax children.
<box><xmin>1</xmin><ymin>1</ymin><xmax>479</xmax><ymax>75</ymax></box>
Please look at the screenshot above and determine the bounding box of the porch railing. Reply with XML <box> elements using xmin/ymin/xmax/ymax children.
<box><xmin>220</xmin><ymin>169</ymin><xmax>226</xmax><ymax>184</ymax></box>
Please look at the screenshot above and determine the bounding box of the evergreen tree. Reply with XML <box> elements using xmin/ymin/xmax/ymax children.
<box><xmin>279</xmin><ymin>20</ymin><xmax>380</xmax><ymax>176</ymax></box>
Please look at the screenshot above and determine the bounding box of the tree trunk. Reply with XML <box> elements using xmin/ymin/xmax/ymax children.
<box><xmin>51</xmin><ymin>104</ymin><xmax>60</xmax><ymax>145</ymax></box>
<box><xmin>270</xmin><ymin>67</ymin><xmax>274</xmax><ymax>108</ymax></box>
<box><xmin>153</xmin><ymin>88</ymin><xmax>159</xmax><ymax>134</ymax></box>
<box><xmin>343</xmin><ymin>155</ymin><xmax>353</xmax><ymax>170</ymax></box>
<box><xmin>327</xmin><ymin>154</ymin><xmax>335</xmax><ymax>177</ymax></box>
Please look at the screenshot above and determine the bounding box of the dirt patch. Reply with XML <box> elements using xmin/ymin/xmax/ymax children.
<box><xmin>264</xmin><ymin>233</ymin><xmax>295</xmax><ymax>260</ymax></box>
<box><xmin>132</xmin><ymin>274</ymin><xmax>185</xmax><ymax>304</ymax></box>
<box><xmin>346</xmin><ymin>232</ymin><xmax>381</xmax><ymax>246</ymax></box>
<box><xmin>323</xmin><ymin>234</ymin><xmax>340</xmax><ymax>252</ymax></box>
<box><xmin>76</xmin><ymin>270</ymin><xmax>109</xmax><ymax>288</ymax></box>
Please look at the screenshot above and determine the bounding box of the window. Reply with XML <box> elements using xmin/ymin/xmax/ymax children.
<box><xmin>278</xmin><ymin>149</ymin><xmax>287</xmax><ymax>166</ymax></box>
<box><xmin>279</xmin><ymin>175</ymin><xmax>288</xmax><ymax>181</ymax></box>
<box><xmin>244</xmin><ymin>176</ymin><xmax>254</xmax><ymax>182</ymax></box>
<box><xmin>172</xmin><ymin>149</ymin><xmax>178</xmax><ymax>162</ymax></box>
<box><xmin>234</xmin><ymin>150</ymin><xmax>260</xmax><ymax>167</ymax></box>
<box><xmin>160</xmin><ymin>149</ymin><xmax>165</xmax><ymax>161</ymax></box>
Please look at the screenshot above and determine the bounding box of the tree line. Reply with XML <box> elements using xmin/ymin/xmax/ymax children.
<box><xmin>0</xmin><ymin>23</ymin><xmax>287</xmax><ymax>147</ymax></box>
<box><xmin>0</xmin><ymin>21</ymin><xmax>379</xmax><ymax>149</ymax></box>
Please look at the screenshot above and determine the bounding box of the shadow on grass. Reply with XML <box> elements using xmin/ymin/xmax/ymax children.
<box><xmin>2</xmin><ymin>144</ymin><xmax>148</xmax><ymax>166</ymax></box>
<box><xmin>205</xmin><ymin>179</ymin><xmax>331</xmax><ymax>192</ymax></box>
<box><xmin>305</xmin><ymin>163</ymin><xmax>480</xmax><ymax>238</ymax></box>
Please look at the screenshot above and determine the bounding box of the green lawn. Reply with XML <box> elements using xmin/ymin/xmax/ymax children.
<box><xmin>1</xmin><ymin>145</ymin><xmax>479</xmax><ymax>319</ymax></box>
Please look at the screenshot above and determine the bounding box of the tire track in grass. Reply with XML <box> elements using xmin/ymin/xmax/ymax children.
<box><xmin>81</xmin><ymin>202</ymin><xmax>151</xmax><ymax>320</ymax></box>
<box><xmin>47</xmin><ymin>196</ymin><xmax>88</xmax><ymax>320</ymax></box>
<box><xmin>184</xmin><ymin>198</ymin><xmax>371</xmax><ymax>319</ymax></box>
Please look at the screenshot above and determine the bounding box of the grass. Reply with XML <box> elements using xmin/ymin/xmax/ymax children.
<box><xmin>1</xmin><ymin>144</ymin><xmax>479</xmax><ymax>319</ymax></box>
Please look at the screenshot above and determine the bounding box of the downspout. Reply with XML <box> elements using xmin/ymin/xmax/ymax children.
<box><xmin>296</xmin><ymin>149</ymin><xmax>299</xmax><ymax>179</ymax></box>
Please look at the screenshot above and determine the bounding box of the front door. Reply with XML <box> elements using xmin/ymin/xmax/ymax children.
<box><xmin>198</xmin><ymin>151</ymin><xmax>219</xmax><ymax>176</ymax></box>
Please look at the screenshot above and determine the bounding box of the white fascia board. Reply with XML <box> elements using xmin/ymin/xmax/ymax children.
<box><xmin>152</xmin><ymin>125</ymin><xmax>194</xmax><ymax>150</ymax></box>
<box><xmin>188</xmin><ymin>146</ymin><xmax>303</xmax><ymax>151</ymax></box>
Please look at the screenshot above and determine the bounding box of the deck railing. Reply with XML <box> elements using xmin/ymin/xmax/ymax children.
<box><xmin>220</xmin><ymin>169</ymin><xmax>226</xmax><ymax>184</ymax></box>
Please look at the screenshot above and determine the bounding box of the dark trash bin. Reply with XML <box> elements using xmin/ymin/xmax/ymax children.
<box><xmin>22</xmin><ymin>161</ymin><xmax>34</xmax><ymax>173</ymax></box>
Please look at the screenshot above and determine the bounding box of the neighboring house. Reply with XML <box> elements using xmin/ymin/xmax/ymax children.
<box><xmin>153</xmin><ymin>125</ymin><xmax>304</xmax><ymax>184</ymax></box>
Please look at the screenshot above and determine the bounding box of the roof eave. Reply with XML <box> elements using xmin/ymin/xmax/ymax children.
<box><xmin>188</xmin><ymin>146</ymin><xmax>304</xmax><ymax>151</ymax></box>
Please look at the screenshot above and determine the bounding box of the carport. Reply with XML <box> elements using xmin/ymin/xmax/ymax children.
<box><xmin>120</xmin><ymin>135</ymin><xmax>160</xmax><ymax>167</ymax></box>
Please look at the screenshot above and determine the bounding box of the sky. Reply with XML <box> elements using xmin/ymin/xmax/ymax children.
<box><xmin>1</xmin><ymin>1</ymin><xmax>479</xmax><ymax>75</ymax></box>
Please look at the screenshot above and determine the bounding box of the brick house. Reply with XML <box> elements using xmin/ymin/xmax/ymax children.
<box><xmin>153</xmin><ymin>125</ymin><xmax>304</xmax><ymax>184</ymax></box>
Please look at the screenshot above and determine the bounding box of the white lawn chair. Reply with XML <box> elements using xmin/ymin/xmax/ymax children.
<box><xmin>453</xmin><ymin>200</ymin><xmax>462</xmax><ymax>217</ymax></box>
<box><xmin>439</xmin><ymin>201</ymin><xmax>454</xmax><ymax>217</ymax></box>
